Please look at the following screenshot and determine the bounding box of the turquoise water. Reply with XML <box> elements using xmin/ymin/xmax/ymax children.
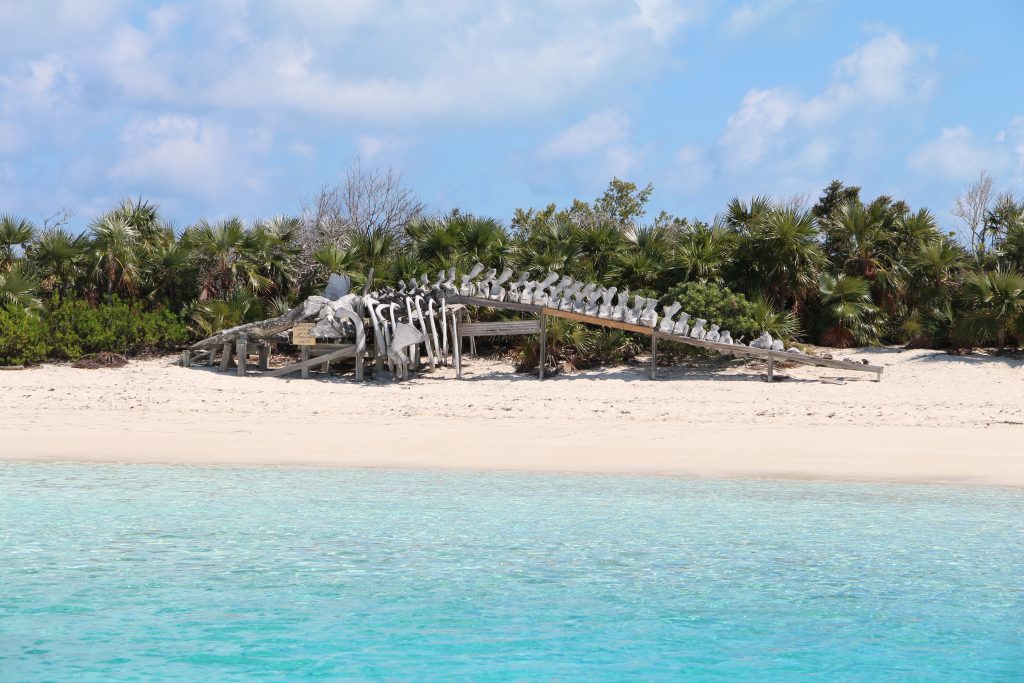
<box><xmin>0</xmin><ymin>464</ymin><xmax>1021</xmax><ymax>681</ymax></box>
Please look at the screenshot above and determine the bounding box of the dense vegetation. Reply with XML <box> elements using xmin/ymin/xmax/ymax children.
<box><xmin>1</xmin><ymin>168</ymin><xmax>1022</xmax><ymax>367</ymax></box>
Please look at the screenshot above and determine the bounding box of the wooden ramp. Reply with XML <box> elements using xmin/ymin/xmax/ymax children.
<box><xmin>449</xmin><ymin>295</ymin><xmax>883</xmax><ymax>382</ymax></box>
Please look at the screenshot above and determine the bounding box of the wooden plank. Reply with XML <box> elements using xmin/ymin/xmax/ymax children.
<box><xmin>300</xmin><ymin>346</ymin><xmax>311</xmax><ymax>379</ymax></box>
<box><xmin>459</xmin><ymin>320</ymin><xmax>541</xmax><ymax>337</ymax></box>
<box><xmin>453</xmin><ymin>315</ymin><xmax>462</xmax><ymax>379</ymax></box>
<box><xmin>450</xmin><ymin>295</ymin><xmax>543</xmax><ymax>313</ymax></box>
<box><xmin>180</xmin><ymin>350</ymin><xmax>191</xmax><ymax>367</ymax></box>
<box><xmin>220</xmin><ymin>341</ymin><xmax>233</xmax><ymax>372</ymax></box>
<box><xmin>542</xmin><ymin>306</ymin><xmax>653</xmax><ymax>334</ymax></box>
<box><xmin>539</xmin><ymin>305</ymin><xmax>882</xmax><ymax>378</ymax></box>
<box><xmin>258</xmin><ymin>344</ymin><xmax>270</xmax><ymax>371</ymax></box>
<box><xmin>267</xmin><ymin>346</ymin><xmax>359</xmax><ymax>378</ymax></box>
<box><xmin>767</xmin><ymin>355</ymin><xmax>774</xmax><ymax>382</ymax></box>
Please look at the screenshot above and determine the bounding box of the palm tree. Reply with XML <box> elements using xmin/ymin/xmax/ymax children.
<box><xmin>0</xmin><ymin>215</ymin><xmax>37</xmax><ymax>270</ymax></box>
<box><xmin>0</xmin><ymin>261</ymin><xmax>42</xmax><ymax>311</ymax></box>
<box><xmin>670</xmin><ymin>221</ymin><xmax>736</xmax><ymax>284</ymax></box>
<box><xmin>955</xmin><ymin>268</ymin><xmax>1024</xmax><ymax>350</ymax></box>
<box><xmin>723</xmin><ymin>195</ymin><xmax>774</xmax><ymax>234</ymax></box>
<box><xmin>815</xmin><ymin>273</ymin><xmax>880</xmax><ymax>348</ymax></box>
<box><xmin>569</xmin><ymin>216</ymin><xmax>625</xmax><ymax>282</ymax></box>
<box><xmin>141</xmin><ymin>227</ymin><xmax>196</xmax><ymax>310</ymax></box>
<box><xmin>183</xmin><ymin>218</ymin><xmax>271</xmax><ymax>300</ymax></box>
<box><xmin>735</xmin><ymin>207</ymin><xmax>825</xmax><ymax>310</ymax></box>
<box><xmin>27</xmin><ymin>228</ymin><xmax>86</xmax><ymax>297</ymax></box>
<box><xmin>88</xmin><ymin>214</ymin><xmax>141</xmax><ymax>297</ymax></box>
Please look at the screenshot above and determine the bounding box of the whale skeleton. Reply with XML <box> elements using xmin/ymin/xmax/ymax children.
<box><xmin>190</xmin><ymin>262</ymin><xmax>872</xmax><ymax>382</ymax></box>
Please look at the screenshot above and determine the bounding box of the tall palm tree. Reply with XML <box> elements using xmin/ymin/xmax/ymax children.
<box><xmin>956</xmin><ymin>267</ymin><xmax>1024</xmax><ymax>349</ymax></box>
<box><xmin>0</xmin><ymin>215</ymin><xmax>37</xmax><ymax>270</ymax></box>
<box><xmin>183</xmin><ymin>218</ymin><xmax>271</xmax><ymax>300</ymax></box>
<box><xmin>670</xmin><ymin>221</ymin><xmax>736</xmax><ymax>284</ymax></box>
<box><xmin>27</xmin><ymin>228</ymin><xmax>86</xmax><ymax>297</ymax></box>
<box><xmin>88</xmin><ymin>214</ymin><xmax>140</xmax><ymax>297</ymax></box>
<box><xmin>736</xmin><ymin>207</ymin><xmax>825</xmax><ymax>310</ymax></box>
<box><xmin>815</xmin><ymin>273</ymin><xmax>880</xmax><ymax>348</ymax></box>
<box><xmin>723</xmin><ymin>195</ymin><xmax>774</xmax><ymax>234</ymax></box>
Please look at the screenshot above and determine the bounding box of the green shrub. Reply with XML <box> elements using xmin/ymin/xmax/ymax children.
<box><xmin>46</xmin><ymin>298</ymin><xmax>188</xmax><ymax>360</ymax></box>
<box><xmin>660</xmin><ymin>281</ymin><xmax>798</xmax><ymax>343</ymax></box>
<box><xmin>0</xmin><ymin>305</ymin><xmax>48</xmax><ymax>365</ymax></box>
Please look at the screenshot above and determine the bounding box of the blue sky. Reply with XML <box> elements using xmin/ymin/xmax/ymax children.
<box><xmin>1</xmin><ymin>0</ymin><xmax>1022</xmax><ymax>232</ymax></box>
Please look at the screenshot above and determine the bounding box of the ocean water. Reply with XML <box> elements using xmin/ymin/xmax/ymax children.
<box><xmin>0</xmin><ymin>464</ymin><xmax>1021</xmax><ymax>681</ymax></box>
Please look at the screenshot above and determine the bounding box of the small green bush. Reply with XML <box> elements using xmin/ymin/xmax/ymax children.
<box><xmin>46</xmin><ymin>298</ymin><xmax>188</xmax><ymax>360</ymax></box>
<box><xmin>0</xmin><ymin>305</ymin><xmax>48</xmax><ymax>365</ymax></box>
<box><xmin>660</xmin><ymin>282</ymin><xmax>762</xmax><ymax>342</ymax></box>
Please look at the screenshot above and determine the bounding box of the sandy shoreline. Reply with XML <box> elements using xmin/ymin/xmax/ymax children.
<box><xmin>2</xmin><ymin>348</ymin><xmax>1023</xmax><ymax>486</ymax></box>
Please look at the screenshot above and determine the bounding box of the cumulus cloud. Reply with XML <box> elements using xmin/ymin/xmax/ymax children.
<box><xmin>537</xmin><ymin>111</ymin><xmax>640</xmax><ymax>180</ymax></box>
<box><xmin>908</xmin><ymin>120</ymin><xmax>1023</xmax><ymax>182</ymax></box>
<box><xmin>718</xmin><ymin>29</ymin><xmax>934</xmax><ymax>171</ymax></box>
<box><xmin>725</xmin><ymin>0</ymin><xmax>797</xmax><ymax>35</ymax></box>
<box><xmin>110</xmin><ymin>115</ymin><xmax>268</xmax><ymax>198</ymax></box>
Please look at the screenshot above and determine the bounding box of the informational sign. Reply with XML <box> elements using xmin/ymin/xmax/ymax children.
<box><xmin>291</xmin><ymin>323</ymin><xmax>316</xmax><ymax>346</ymax></box>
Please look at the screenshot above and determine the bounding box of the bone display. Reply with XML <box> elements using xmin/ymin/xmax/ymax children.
<box><xmin>188</xmin><ymin>260</ymin><xmax>852</xmax><ymax>385</ymax></box>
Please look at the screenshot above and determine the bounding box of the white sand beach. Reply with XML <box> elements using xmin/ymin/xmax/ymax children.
<box><xmin>2</xmin><ymin>348</ymin><xmax>1022</xmax><ymax>486</ymax></box>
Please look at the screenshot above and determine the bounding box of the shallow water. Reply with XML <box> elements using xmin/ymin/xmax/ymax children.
<box><xmin>0</xmin><ymin>463</ymin><xmax>1021</xmax><ymax>681</ymax></box>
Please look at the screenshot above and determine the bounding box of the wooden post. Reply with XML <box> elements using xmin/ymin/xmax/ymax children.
<box><xmin>767</xmin><ymin>355</ymin><xmax>774</xmax><ymax>382</ymax></box>
<box><xmin>453</xmin><ymin>315</ymin><xmax>462</xmax><ymax>379</ymax></box>
<box><xmin>321</xmin><ymin>357</ymin><xmax>331</xmax><ymax>374</ymax></box>
<box><xmin>650</xmin><ymin>334</ymin><xmax>657</xmax><ymax>380</ymax></box>
<box><xmin>301</xmin><ymin>346</ymin><xmax>311</xmax><ymax>379</ymax></box>
<box><xmin>236</xmin><ymin>335</ymin><xmax>248</xmax><ymax>377</ymax></box>
<box><xmin>258</xmin><ymin>344</ymin><xmax>270</xmax><ymax>371</ymax></box>
<box><xmin>180</xmin><ymin>350</ymin><xmax>191</xmax><ymax>367</ymax></box>
<box><xmin>538</xmin><ymin>313</ymin><xmax>547</xmax><ymax>380</ymax></box>
<box><xmin>355</xmin><ymin>352</ymin><xmax>364</xmax><ymax>382</ymax></box>
<box><xmin>208</xmin><ymin>348</ymin><xmax>217</xmax><ymax>366</ymax></box>
<box><xmin>220</xmin><ymin>341</ymin><xmax>233</xmax><ymax>372</ymax></box>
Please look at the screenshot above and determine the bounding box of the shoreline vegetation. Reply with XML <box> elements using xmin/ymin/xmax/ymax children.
<box><xmin>2</xmin><ymin>167</ymin><xmax>1022</xmax><ymax>485</ymax></box>
<box><xmin>2</xmin><ymin>168</ymin><xmax>1023</xmax><ymax>369</ymax></box>
<box><xmin>2</xmin><ymin>351</ymin><xmax>1022</xmax><ymax>486</ymax></box>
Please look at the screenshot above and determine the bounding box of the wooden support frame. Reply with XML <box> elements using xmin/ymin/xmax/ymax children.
<box><xmin>235</xmin><ymin>336</ymin><xmax>248</xmax><ymax>377</ymax></box>
<box><xmin>220</xmin><ymin>341</ymin><xmax>233</xmax><ymax>372</ymax></box>
<box><xmin>267</xmin><ymin>345</ymin><xmax>360</xmax><ymax>379</ymax></box>
<box><xmin>539</xmin><ymin>312</ymin><xmax>547</xmax><ymax>380</ymax></box>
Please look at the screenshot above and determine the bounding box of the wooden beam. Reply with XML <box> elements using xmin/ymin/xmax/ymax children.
<box><xmin>458</xmin><ymin>320</ymin><xmax>541</xmax><ymax>337</ymax></box>
<box><xmin>542</xmin><ymin>306</ymin><xmax>653</xmax><ymax>334</ymax></box>
<box><xmin>258</xmin><ymin>344</ymin><xmax>270</xmax><ymax>371</ymax></box>
<box><xmin>539</xmin><ymin>312</ymin><xmax>547</xmax><ymax>380</ymax></box>
<box><xmin>266</xmin><ymin>346</ymin><xmax>358</xmax><ymax>379</ymax></box>
<box><xmin>220</xmin><ymin>341</ymin><xmax>233</xmax><ymax>372</ymax></box>
<box><xmin>300</xmin><ymin>345</ymin><xmax>311</xmax><ymax>379</ymax></box>
<box><xmin>236</xmin><ymin>335</ymin><xmax>248</xmax><ymax>377</ymax></box>
<box><xmin>449</xmin><ymin>295</ymin><xmax>543</xmax><ymax>313</ymax></box>
<box><xmin>650</xmin><ymin>334</ymin><xmax>657</xmax><ymax>380</ymax></box>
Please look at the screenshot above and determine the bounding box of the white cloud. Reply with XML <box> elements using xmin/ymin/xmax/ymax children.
<box><xmin>289</xmin><ymin>141</ymin><xmax>316</xmax><ymax>158</ymax></box>
<box><xmin>718</xmin><ymin>29</ymin><xmax>933</xmax><ymax>171</ymax></box>
<box><xmin>536</xmin><ymin>110</ymin><xmax>641</xmax><ymax>185</ymax></box>
<box><xmin>908</xmin><ymin>121</ymin><xmax>1021</xmax><ymax>182</ymax></box>
<box><xmin>632</xmin><ymin>0</ymin><xmax>707</xmax><ymax>43</ymax></box>
<box><xmin>110</xmin><ymin>115</ymin><xmax>267</xmax><ymax>198</ymax></box>
<box><xmin>539</xmin><ymin>111</ymin><xmax>632</xmax><ymax>160</ymax></box>
<box><xmin>725</xmin><ymin>0</ymin><xmax>797</xmax><ymax>35</ymax></box>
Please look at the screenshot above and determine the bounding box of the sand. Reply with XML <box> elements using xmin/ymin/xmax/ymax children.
<box><xmin>2</xmin><ymin>348</ymin><xmax>1022</xmax><ymax>486</ymax></box>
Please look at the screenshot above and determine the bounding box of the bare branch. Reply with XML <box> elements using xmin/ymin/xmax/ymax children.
<box><xmin>953</xmin><ymin>170</ymin><xmax>993</xmax><ymax>252</ymax></box>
